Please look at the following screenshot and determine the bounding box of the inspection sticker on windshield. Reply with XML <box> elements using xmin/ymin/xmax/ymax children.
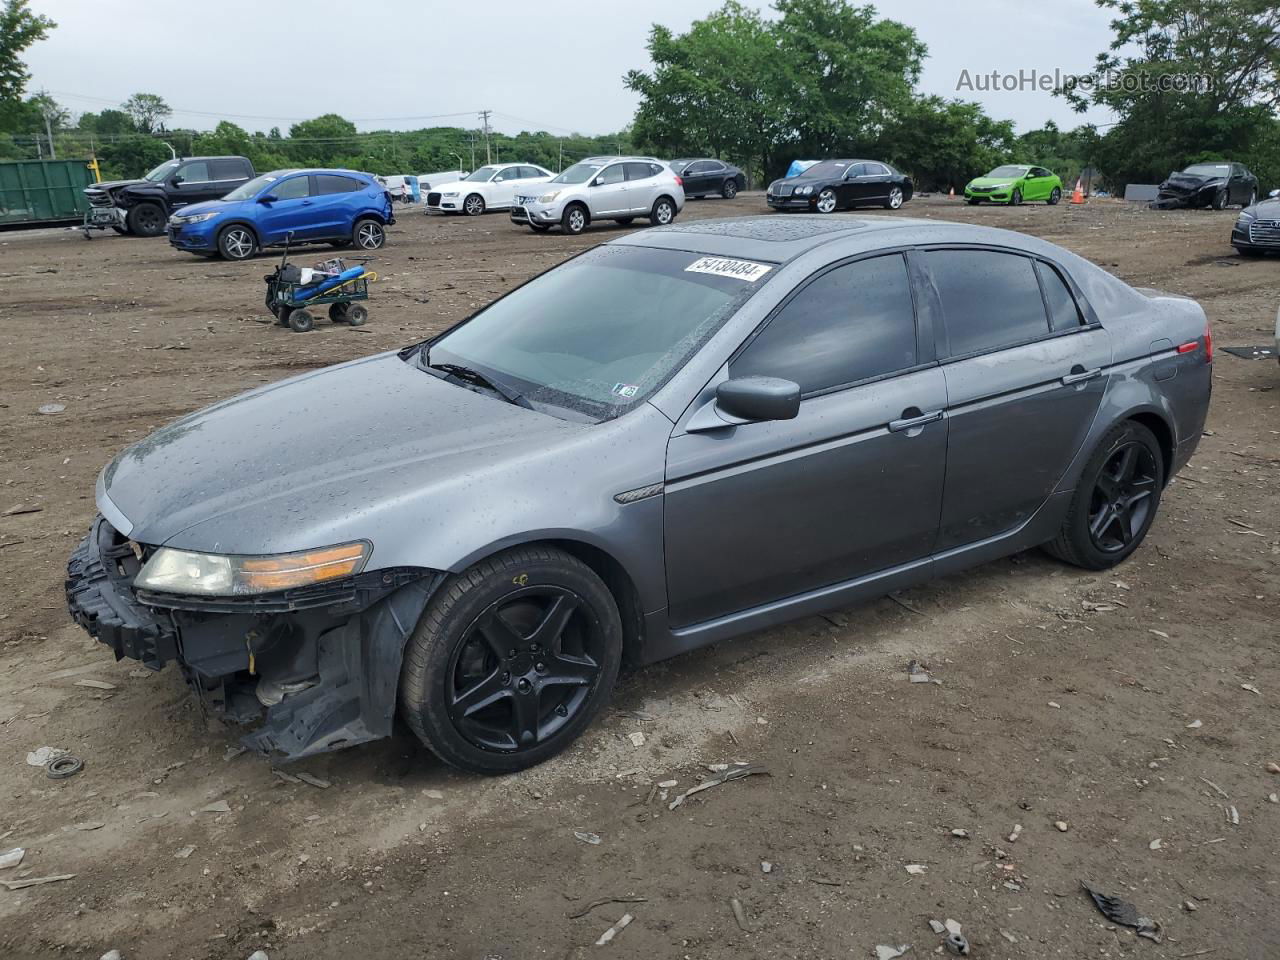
<box><xmin>685</xmin><ymin>257</ymin><xmax>772</xmax><ymax>282</ymax></box>
<box><xmin>612</xmin><ymin>383</ymin><xmax>640</xmax><ymax>398</ymax></box>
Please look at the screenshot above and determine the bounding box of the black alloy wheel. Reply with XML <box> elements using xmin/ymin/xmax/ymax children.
<box><xmin>1087</xmin><ymin>441</ymin><xmax>1159</xmax><ymax>555</ymax></box>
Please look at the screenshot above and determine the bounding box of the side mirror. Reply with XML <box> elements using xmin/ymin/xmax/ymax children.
<box><xmin>170</xmin><ymin>176</ymin><xmax>183</xmax><ymax>186</ymax></box>
<box><xmin>716</xmin><ymin>377</ymin><xmax>800</xmax><ymax>422</ymax></box>
<box><xmin>592</xmin><ymin>177</ymin><xmax>603</xmax><ymax>186</ymax></box>
<box><xmin>258</xmin><ymin>194</ymin><xmax>278</xmax><ymax>204</ymax></box>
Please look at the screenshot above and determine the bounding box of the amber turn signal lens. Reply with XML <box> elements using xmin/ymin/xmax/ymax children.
<box><xmin>239</xmin><ymin>543</ymin><xmax>369</xmax><ymax>592</ymax></box>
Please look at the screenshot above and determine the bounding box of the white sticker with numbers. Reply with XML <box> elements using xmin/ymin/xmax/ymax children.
<box><xmin>684</xmin><ymin>257</ymin><xmax>772</xmax><ymax>282</ymax></box>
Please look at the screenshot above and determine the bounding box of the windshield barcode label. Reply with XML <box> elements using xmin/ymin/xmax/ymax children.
<box><xmin>685</xmin><ymin>257</ymin><xmax>772</xmax><ymax>282</ymax></box>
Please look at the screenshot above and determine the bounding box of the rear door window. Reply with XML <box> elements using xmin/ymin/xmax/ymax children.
<box><xmin>316</xmin><ymin>174</ymin><xmax>361</xmax><ymax>194</ymax></box>
<box><xmin>730</xmin><ymin>254</ymin><xmax>918</xmax><ymax>395</ymax></box>
<box><xmin>210</xmin><ymin>159</ymin><xmax>247</xmax><ymax>180</ymax></box>
<box><xmin>1037</xmin><ymin>261</ymin><xmax>1084</xmax><ymax>332</ymax></box>
<box><xmin>928</xmin><ymin>250</ymin><xmax>1050</xmax><ymax>356</ymax></box>
<box><xmin>625</xmin><ymin>162</ymin><xmax>655</xmax><ymax>181</ymax></box>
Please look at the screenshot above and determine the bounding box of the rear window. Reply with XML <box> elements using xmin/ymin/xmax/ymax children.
<box><xmin>1037</xmin><ymin>262</ymin><xmax>1084</xmax><ymax>332</ymax></box>
<box><xmin>928</xmin><ymin>250</ymin><xmax>1050</xmax><ymax>356</ymax></box>
<box><xmin>316</xmin><ymin>174</ymin><xmax>362</xmax><ymax>194</ymax></box>
<box><xmin>210</xmin><ymin>159</ymin><xmax>248</xmax><ymax>180</ymax></box>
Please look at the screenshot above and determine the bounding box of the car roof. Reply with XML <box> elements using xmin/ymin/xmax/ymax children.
<box><xmin>579</xmin><ymin>156</ymin><xmax>662</xmax><ymax>164</ymax></box>
<box><xmin>616</xmin><ymin>215</ymin><xmax>1084</xmax><ymax>266</ymax></box>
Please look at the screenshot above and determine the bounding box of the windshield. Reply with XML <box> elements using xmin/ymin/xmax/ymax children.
<box><xmin>798</xmin><ymin>160</ymin><xmax>852</xmax><ymax>179</ymax></box>
<box><xmin>143</xmin><ymin>160</ymin><xmax>180</xmax><ymax>182</ymax></box>
<box><xmin>551</xmin><ymin>162</ymin><xmax>602</xmax><ymax>184</ymax></box>
<box><xmin>985</xmin><ymin>165</ymin><xmax>1030</xmax><ymax>178</ymax></box>
<box><xmin>464</xmin><ymin>166</ymin><xmax>497</xmax><ymax>182</ymax></box>
<box><xmin>1182</xmin><ymin>163</ymin><xmax>1229</xmax><ymax>177</ymax></box>
<box><xmin>223</xmin><ymin>171</ymin><xmax>289</xmax><ymax>201</ymax></box>
<box><xmin>420</xmin><ymin>246</ymin><xmax>772</xmax><ymax>420</ymax></box>
<box><xmin>670</xmin><ymin>159</ymin><xmax>695</xmax><ymax>173</ymax></box>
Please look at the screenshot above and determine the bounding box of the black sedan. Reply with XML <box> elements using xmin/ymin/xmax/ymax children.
<box><xmin>1153</xmin><ymin>162</ymin><xmax>1259</xmax><ymax>210</ymax></box>
<box><xmin>670</xmin><ymin>158</ymin><xmax>746</xmax><ymax>199</ymax></box>
<box><xmin>1231</xmin><ymin>189</ymin><xmax>1280</xmax><ymax>256</ymax></box>
<box><xmin>767</xmin><ymin>159</ymin><xmax>912</xmax><ymax>213</ymax></box>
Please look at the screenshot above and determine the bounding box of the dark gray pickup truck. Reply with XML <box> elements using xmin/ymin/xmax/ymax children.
<box><xmin>84</xmin><ymin>156</ymin><xmax>254</xmax><ymax>237</ymax></box>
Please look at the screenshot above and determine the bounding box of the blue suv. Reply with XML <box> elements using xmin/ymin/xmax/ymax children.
<box><xmin>166</xmin><ymin>168</ymin><xmax>394</xmax><ymax>261</ymax></box>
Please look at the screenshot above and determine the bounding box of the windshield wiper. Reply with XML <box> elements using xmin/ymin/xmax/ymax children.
<box><xmin>426</xmin><ymin>357</ymin><xmax>532</xmax><ymax>409</ymax></box>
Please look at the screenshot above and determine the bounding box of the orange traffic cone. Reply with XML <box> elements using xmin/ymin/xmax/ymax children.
<box><xmin>1070</xmin><ymin>178</ymin><xmax>1085</xmax><ymax>204</ymax></box>
<box><xmin>949</xmin><ymin>186</ymin><xmax>956</xmax><ymax>199</ymax></box>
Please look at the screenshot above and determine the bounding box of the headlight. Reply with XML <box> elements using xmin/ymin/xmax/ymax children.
<box><xmin>134</xmin><ymin>541</ymin><xmax>370</xmax><ymax>596</ymax></box>
<box><xmin>1238</xmin><ymin>209</ymin><xmax>1256</xmax><ymax>223</ymax></box>
<box><xmin>537</xmin><ymin>191</ymin><xmax>561</xmax><ymax>203</ymax></box>
<box><xmin>989</xmin><ymin>183</ymin><xmax>1011</xmax><ymax>190</ymax></box>
<box><xmin>798</xmin><ymin>185</ymin><xmax>813</xmax><ymax>195</ymax></box>
<box><xmin>182</xmin><ymin>211</ymin><xmax>221</xmax><ymax>224</ymax></box>
<box><xmin>442</xmin><ymin>191</ymin><xmax>459</xmax><ymax>197</ymax></box>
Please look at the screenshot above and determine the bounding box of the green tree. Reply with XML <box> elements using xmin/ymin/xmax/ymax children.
<box><xmin>77</xmin><ymin>108</ymin><xmax>136</xmax><ymax>136</ymax></box>
<box><xmin>878</xmin><ymin>96</ymin><xmax>1016</xmax><ymax>191</ymax></box>
<box><xmin>122</xmin><ymin>93</ymin><xmax>173</xmax><ymax>134</ymax></box>
<box><xmin>287</xmin><ymin>113</ymin><xmax>358</xmax><ymax>166</ymax></box>
<box><xmin>1064</xmin><ymin>0</ymin><xmax>1280</xmax><ymax>189</ymax></box>
<box><xmin>0</xmin><ymin>0</ymin><xmax>54</xmax><ymax>105</ymax></box>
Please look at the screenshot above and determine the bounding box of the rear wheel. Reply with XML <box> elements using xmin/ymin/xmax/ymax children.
<box><xmin>463</xmin><ymin>193</ymin><xmax>486</xmax><ymax>216</ymax></box>
<box><xmin>885</xmin><ymin>186</ymin><xmax>904</xmax><ymax>209</ymax></box>
<box><xmin>287</xmin><ymin>308</ymin><xmax>314</xmax><ymax>333</ymax></box>
<box><xmin>126</xmin><ymin>203</ymin><xmax>166</xmax><ymax>237</ymax></box>
<box><xmin>1043</xmin><ymin>421</ymin><xmax>1164</xmax><ymax>570</ymax></box>
<box><xmin>562</xmin><ymin>203</ymin><xmax>588</xmax><ymax>235</ymax></box>
<box><xmin>217</xmin><ymin>225</ymin><xmax>258</xmax><ymax>261</ymax></box>
<box><xmin>353</xmin><ymin>218</ymin><xmax>385</xmax><ymax>250</ymax></box>
<box><xmin>1047</xmin><ymin>187</ymin><xmax>1062</xmax><ymax>205</ymax></box>
<box><xmin>649</xmin><ymin>196</ymin><xmax>676</xmax><ymax>225</ymax></box>
<box><xmin>815</xmin><ymin>188</ymin><xmax>838</xmax><ymax>214</ymax></box>
<box><xmin>721</xmin><ymin>179</ymin><xmax>739</xmax><ymax>199</ymax></box>
<box><xmin>345</xmin><ymin>304</ymin><xmax>367</xmax><ymax>326</ymax></box>
<box><xmin>399</xmin><ymin>546</ymin><xmax>623</xmax><ymax>775</ymax></box>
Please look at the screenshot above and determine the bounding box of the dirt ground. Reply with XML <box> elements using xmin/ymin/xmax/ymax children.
<box><xmin>1</xmin><ymin>194</ymin><xmax>1278</xmax><ymax>960</ymax></box>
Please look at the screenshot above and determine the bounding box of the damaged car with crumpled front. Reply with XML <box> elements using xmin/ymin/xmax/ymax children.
<box><xmin>1151</xmin><ymin>161</ymin><xmax>1258</xmax><ymax>210</ymax></box>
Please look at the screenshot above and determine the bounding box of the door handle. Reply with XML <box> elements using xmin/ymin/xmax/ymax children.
<box><xmin>888</xmin><ymin>409</ymin><xmax>943</xmax><ymax>433</ymax></box>
<box><xmin>1060</xmin><ymin>366</ymin><xmax>1102</xmax><ymax>386</ymax></box>
<box><xmin>301</xmin><ymin>200</ymin><xmax>313</xmax><ymax>205</ymax></box>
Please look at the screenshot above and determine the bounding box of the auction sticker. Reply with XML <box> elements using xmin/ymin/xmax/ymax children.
<box><xmin>685</xmin><ymin>257</ymin><xmax>772</xmax><ymax>282</ymax></box>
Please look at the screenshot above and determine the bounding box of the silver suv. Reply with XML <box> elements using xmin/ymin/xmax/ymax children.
<box><xmin>510</xmin><ymin>156</ymin><xmax>685</xmax><ymax>235</ymax></box>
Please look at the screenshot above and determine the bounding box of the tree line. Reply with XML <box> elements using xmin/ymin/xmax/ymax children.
<box><xmin>1</xmin><ymin>0</ymin><xmax>1277</xmax><ymax>194</ymax></box>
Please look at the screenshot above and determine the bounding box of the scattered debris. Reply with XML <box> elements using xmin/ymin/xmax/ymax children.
<box><xmin>1</xmin><ymin>873</ymin><xmax>76</xmax><ymax>891</ymax></box>
<box><xmin>73</xmin><ymin>679</ymin><xmax>116</xmax><ymax>690</ymax></box>
<box><xmin>574</xmin><ymin>830</ymin><xmax>602</xmax><ymax>845</ymax></box>
<box><xmin>46</xmin><ymin>755</ymin><xmax>85</xmax><ymax>779</ymax></box>
<box><xmin>1186</xmin><ymin>719</ymin><xmax>1202</xmax><ymax>729</ymax></box>
<box><xmin>944</xmin><ymin>920</ymin><xmax>962</xmax><ymax>937</ymax></box>
<box><xmin>1200</xmin><ymin>777</ymin><xmax>1229</xmax><ymax>798</ymax></box>
<box><xmin>422</xmin><ymin>789</ymin><xmax>444</xmax><ymax>800</ymax></box>
<box><xmin>594</xmin><ymin>913</ymin><xmax>633</xmax><ymax>945</ymax></box>
<box><xmin>904</xmin><ymin>864</ymin><xmax>928</xmax><ymax>875</ymax></box>
<box><xmin>907</xmin><ymin>659</ymin><xmax>933</xmax><ymax>683</ymax></box>
<box><xmin>3</xmin><ymin>504</ymin><xmax>42</xmax><ymax>517</ymax></box>
<box><xmin>100</xmin><ymin>951</ymin><xmax>122</xmax><ymax>960</ymax></box>
<box><xmin>247</xmin><ymin>952</ymin><xmax>269</xmax><ymax>960</ymax></box>
<box><xmin>945</xmin><ymin>932</ymin><xmax>971</xmax><ymax>956</ymax></box>
<box><xmin>1183</xmin><ymin>899</ymin><xmax>1199</xmax><ymax>912</ymax></box>
<box><xmin>0</xmin><ymin>848</ymin><xmax>24</xmax><ymax>870</ymax></box>
<box><xmin>928</xmin><ymin>920</ymin><xmax>946</xmax><ymax>934</ymax></box>
<box><xmin>223</xmin><ymin>745</ymin><xmax>247</xmax><ymax>762</ymax></box>
<box><xmin>999</xmin><ymin>930</ymin><xmax>1019</xmax><ymax>944</ymax></box>
<box><xmin>1150</xmin><ymin>838</ymin><xmax>1164</xmax><ymax>850</ymax></box>
<box><xmin>25</xmin><ymin>746</ymin><xmax>68</xmax><ymax>767</ymax></box>
<box><xmin>1048</xmin><ymin>701</ymin><xmax>1061</xmax><ymax>709</ymax></box>
<box><xmin>627</xmin><ymin>731</ymin><xmax>646</xmax><ymax>748</ymax></box>
<box><xmin>272</xmin><ymin>770</ymin><xmax>301</xmax><ymax>785</ymax></box>
<box><xmin>1081</xmin><ymin>881</ymin><xmax>1161</xmax><ymax>941</ymax></box>
<box><xmin>197</xmin><ymin>800</ymin><xmax>231</xmax><ymax>815</ymax></box>
<box><xmin>657</xmin><ymin>779</ymin><xmax>677</xmax><ymax>789</ymax></box>
<box><xmin>668</xmin><ymin>764</ymin><xmax>769</xmax><ymax>810</ymax></box>
<box><xmin>950</xmin><ymin>828</ymin><xmax>969</xmax><ymax>839</ymax></box>
<box><xmin>73</xmin><ymin>822</ymin><xmax>104</xmax><ymax>832</ymax></box>
<box><xmin>37</xmin><ymin>403</ymin><xmax>65</xmax><ymax>415</ymax></box>
<box><xmin>566</xmin><ymin>896</ymin><xmax>646</xmax><ymax>919</ymax></box>
<box><xmin>729</xmin><ymin>897</ymin><xmax>750</xmax><ymax>931</ymax></box>
<box><xmin>1054</xmin><ymin>820</ymin><xmax>1069</xmax><ymax>832</ymax></box>
<box><xmin>1007</xmin><ymin>824</ymin><xmax>1023</xmax><ymax>843</ymax></box>
<box><xmin>1266</xmin><ymin>762</ymin><xmax>1280</xmax><ymax>775</ymax></box>
<box><xmin>875</xmin><ymin>945</ymin><xmax>910</xmax><ymax>960</ymax></box>
<box><xmin>761</xmin><ymin>861</ymin><xmax>773</xmax><ymax>874</ymax></box>
<box><xmin>295</xmin><ymin>772</ymin><xmax>331</xmax><ymax>789</ymax></box>
<box><xmin>174</xmin><ymin>845</ymin><xmax>196</xmax><ymax>860</ymax></box>
<box><xmin>1241</xmin><ymin>683</ymin><xmax>1261</xmax><ymax>696</ymax></box>
<box><xmin>1226</xmin><ymin>805</ymin><xmax>1240</xmax><ymax>825</ymax></box>
<box><xmin>1149</xmin><ymin>629</ymin><xmax>1170</xmax><ymax>639</ymax></box>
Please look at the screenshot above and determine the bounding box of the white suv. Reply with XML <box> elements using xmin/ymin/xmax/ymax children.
<box><xmin>425</xmin><ymin>163</ymin><xmax>553</xmax><ymax>216</ymax></box>
<box><xmin>510</xmin><ymin>157</ymin><xmax>685</xmax><ymax>234</ymax></box>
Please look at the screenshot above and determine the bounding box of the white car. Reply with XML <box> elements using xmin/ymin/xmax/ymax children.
<box><xmin>424</xmin><ymin>163</ymin><xmax>553</xmax><ymax>216</ymax></box>
<box><xmin>509</xmin><ymin>156</ymin><xmax>685</xmax><ymax>235</ymax></box>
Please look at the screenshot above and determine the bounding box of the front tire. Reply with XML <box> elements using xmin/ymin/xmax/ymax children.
<box><xmin>561</xmin><ymin>203</ymin><xmax>588</xmax><ymax>235</ymax></box>
<box><xmin>126</xmin><ymin>203</ymin><xmax>167</xmax><ymax>237</ymax></box>
<box><xmin>649</xmin><ymin>196</ymin><xmax>676</xmax><ymax>225</ymax></box>
<box><xmin>1212</xmin><ymin>189</ymin><xmax>1227</xmax><ymax>210</ymax></box>
<box><xmin>287</xmin><ymin>308</ymin><xmax>314</xmax><ymax>333</ymax></box>
<box><xmin>815</xmin><ymin>188</ymin><xmax>838</xmax><ymax>214</ymax></box>
<box><xmin>1043</xmin><ymin>421</ymin><xmax>1164</xmax><ymax>570</ymax></box>
<box><xmin>353</xmin><ymin>218</ymin><xmax>385</xmax><ymax>250</ymax></box>
<box><xmin>217</xmin><ymin>225</ymin><xmax>258</xmax><ymax>261</ymax></box>
<box><xmin>463</xmin><ymin>193</ymin><xmax>486</xmax><ymax>216</ymax></box>
<box><xmin>1010</xmin><ymin>188</ymin><xmax>1023</xmax><ymax>206</ymax></box>
<box><xmin>399</xmin><ymin>546</ymin><xmax>623</xmax><ymax>775</ymax></box>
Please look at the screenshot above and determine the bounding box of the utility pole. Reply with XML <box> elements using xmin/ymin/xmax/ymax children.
<box><xmin>479</xmin><ymin>110</ymin><xmax>492</xmax><ymax>164</ymax></box>
<box><xmin>558</xmin><ymin>140</ymin><xmax>562</xmax><ymax>173</ymax></box>
<box><xmin>467</xmin><ymin>132</ymin><xmax>476</xmax><ymax>171</ymax></box>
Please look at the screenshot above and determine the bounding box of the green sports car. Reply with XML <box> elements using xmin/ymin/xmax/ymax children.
<box><xmin>964</xmin><ymin>165</ymin><xmax>1063</xmax><ymax>205</ymax></box>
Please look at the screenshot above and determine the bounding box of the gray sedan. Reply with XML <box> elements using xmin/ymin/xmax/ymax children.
<box><xmin>67</xmin><ymin>216</ymin><xmax>1213</xmax><ymax>774</ymax></box>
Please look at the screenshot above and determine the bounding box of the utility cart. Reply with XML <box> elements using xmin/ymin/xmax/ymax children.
<box><xmin>263</xmin><ymin>237</ymin><xmax>376</xmax><ymax>333</ymax></box>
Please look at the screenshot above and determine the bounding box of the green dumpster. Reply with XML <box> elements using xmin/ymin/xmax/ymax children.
<box><xmin>0</xmin><ymin>158</ymin><xmax>95</xmax><ymax>226</ymax></box>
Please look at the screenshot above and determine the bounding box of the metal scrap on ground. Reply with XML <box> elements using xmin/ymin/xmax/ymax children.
<box><xmin>1080</xmin><ymin>881</ymin><xmax>1161</xmax><ymax>941</ymax></box>
<box><xmin>667</xmin><ymin>764</ymin><xmax>769</xmax><ymax>810</ymax></box>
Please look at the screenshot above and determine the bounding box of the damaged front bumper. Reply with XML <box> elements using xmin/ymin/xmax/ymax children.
<box><xmin>66</xmin><ymin>517</ymin><xmax>440</xmax><ymax>760</ymax></box>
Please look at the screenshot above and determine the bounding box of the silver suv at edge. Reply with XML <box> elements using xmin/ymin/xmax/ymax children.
<box><xmin>510</xmin><ymin>156</ymin><xmax>685</xmax><ymax>235</ymax></box>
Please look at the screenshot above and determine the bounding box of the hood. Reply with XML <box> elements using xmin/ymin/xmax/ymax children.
<box><xmin>100</xmin><ymin>351</ymin><xmax>586</xmax><ymax>554</ymax></box>
<box><xmin>173</xmin><ymin>198</ymin><xmax>240</xmax><ymax>218</ymax></box>
<box><xmin>427</xmin><ymin>178</ymin><xmax>466</xmax><ymax>192</ymax></box>
<box><xmin>87</xmin><ymin>179</ymin><xmax>144</xmax><ymax>194</ymax></box>
<box><xmin>1242</xmin><ymin>197</ymin><xmax>1280</xmax><ymax>219</ymax></box>
<box><xmin>1159</xmin><ymin>172</ymin><xmax>1224</xmax><ymax>193</ymax></box>
<box><xmin>968</xmin><ymin>174</ymin><xmax>1025</xmax><ymax>187</ymax></box>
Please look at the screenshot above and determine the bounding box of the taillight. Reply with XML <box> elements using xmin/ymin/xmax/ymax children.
<box><xmin>674</xmin><ymin>175</ymin><xmax>683</xmax><ymax>187</ymax></box>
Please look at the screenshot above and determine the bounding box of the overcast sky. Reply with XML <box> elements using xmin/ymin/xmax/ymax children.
<box><xmin>25</xmin><ymin>0</ymin><xmax>1117</xmax><ymax>136</ymax></box>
